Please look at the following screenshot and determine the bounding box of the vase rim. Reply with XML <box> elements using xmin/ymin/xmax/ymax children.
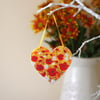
<box><xmin>72</xmin><ymin>57</ymin><xmax>100</xmax><ymax>61</ymax></box>
<box><xmin>71</xmin><ymin>57</ymin><xmax>100</xmax><ymax>65</ymax></box>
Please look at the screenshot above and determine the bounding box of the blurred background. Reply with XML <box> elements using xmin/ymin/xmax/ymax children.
<box><xmin>0</xmin><ymin>0</ymin><xmax>63</xmax><ymax>100</ymax></box>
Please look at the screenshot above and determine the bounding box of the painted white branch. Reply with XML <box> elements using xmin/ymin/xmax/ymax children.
<box><xmin>75</xmin><ymin>0</ymin><xmax>100</xmax><ymax>19</ymax></box>
<box><xmin>48</xmin><ymin>3</ymin><xmax>81</xmax><ymax>15</ymax></box>
<box><xmin>37</xmin><ymin>0</ymin><xmax>100</xmax><ymax>20</ymax></box>
<box><xmin>73</xmin><ymin>7</ymin><xmax>82</xmax><ymax>17</ymax></box>
<box><xmin>48</xmin><ymin>6</ymin><xmax>67</xmax><ymax>15</ymax></box>
<box><xmin>70</xmin><ymin>0</ymin><xmax>75</xmax><ymax>5</ymax></box>
<box><xmin>73</xmin><ymin>35</ymin><xmax>100</xmax><ymax>57</ymax></box>
<box><xmin>37</xmin><ymin>3</ymin><xmax>80</xmax><ymax>14</ymax></box>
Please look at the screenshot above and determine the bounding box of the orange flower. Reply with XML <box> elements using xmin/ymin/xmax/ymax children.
<box><xmin>61</xmin><ymin>14</ymin><xmax>75</xmax><ymax>24</ymax></box>
<box><xmin>31</xmin><ymin>19</ymin><xmax>46</xmax><ymax>33</ymax></box>
<box><xmin>81</xmin><ymin>14</ymin><xmax>94</xmax><ymax>27</ymax></box>
<box><xmin>61</xmin><ymin>23</ymin><xmax>78</xmax><ymax>40</ymax></box>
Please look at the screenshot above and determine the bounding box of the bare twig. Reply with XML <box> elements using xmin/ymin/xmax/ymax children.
<box><xmin>73</xmin><ymin>35</ymin><xmax>100</xmax><ymax>57</ymax></box>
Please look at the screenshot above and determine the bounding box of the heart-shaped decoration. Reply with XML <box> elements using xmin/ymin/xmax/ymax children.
<box><xmin>31</xmin><ymin>46</ymin><xmax>72</xmax><ymax>83</ymax></box>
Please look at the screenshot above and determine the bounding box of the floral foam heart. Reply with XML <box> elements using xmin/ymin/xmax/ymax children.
<box><xmin>31</xmin><ymin>46</ymin><xmax>72</xmax><ymax>83</ymax></box>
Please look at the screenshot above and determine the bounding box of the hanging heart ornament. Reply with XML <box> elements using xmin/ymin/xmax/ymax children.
<box><xmin>31</xmin><ymin>46</ymin><xmax>72</xmax><ymax>83</ymax></box>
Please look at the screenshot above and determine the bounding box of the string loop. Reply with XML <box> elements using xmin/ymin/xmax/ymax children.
<box><xmin>39</xmin><ymin>15</ymin><xmax>64</xmax><ymax>47</ymax></box>
<box><xmin>52</xmin><ymin>14</ymin><xmax>64</xmax><ymax>46</ymax></box>
<box><xmin>39</xmin><ymin>21</ymin><xmax>48</xmax><ymax>47</ymax></box>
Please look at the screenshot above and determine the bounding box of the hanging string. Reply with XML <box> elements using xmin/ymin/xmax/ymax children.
<box><xmin>52</xmin><ymin>14</ymin><xmax>64</xmax><ymax>47</ymax></box>
<box><xmin>39</xmin><ymin>21</ymin><xmax>48</xmax><ymax>47</ymax></box>
<box><xmin>39</xmin><ymin>15</ymin><xmax>64</xmax><ymax>47</ymax></box>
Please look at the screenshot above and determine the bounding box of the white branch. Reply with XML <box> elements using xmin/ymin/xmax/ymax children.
<box><xmin>75</xmin><ymin>0</ymin><xmax>100</xmax><ymax>20</ymax></box>
<box><xmin>73</xmin><ymin>7</ymin><xmax>82</xmax><ymax>17</ymax></box>
<box><xmin>37</xmin><ymin>3</ymin><xmax>80</xmax><ymax>14</ymax></box>
<box><xmin>70</xmin><ymin>0</ymin><xmax>75</xmax><ymax>5</ymax></box>
<box><xmin>37</xmin><ymin>0</ymin><xmax>100</xmax><ymax>20</ymax></box>
<box><xmin>73</xmin><ymin>35</ymin><xmax>100</xmax><ymax>57</ymax></box>
<box><xmin>48</xmin><ymin>6</ymin><xmax>67</xmax><ymax>15</ymax></box>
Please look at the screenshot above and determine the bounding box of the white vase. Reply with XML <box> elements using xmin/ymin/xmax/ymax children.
<box><xmin>60</xmin><ymin>57</ymin><xmax>100</xmax><ymax>100</ymax></box>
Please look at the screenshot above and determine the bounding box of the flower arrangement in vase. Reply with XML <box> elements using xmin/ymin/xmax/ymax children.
<box><xmin>31</xmin><ymin>0</ymin><xmax>100</xmax><ymax>58</ymax></box>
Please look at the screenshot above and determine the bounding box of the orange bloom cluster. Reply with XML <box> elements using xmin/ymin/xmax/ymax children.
<box><xmin>31</xmin><ymin>0</ymin><xmax>94</xmax><ymax>40</ymax></box>
<box><xmin>31</xmin><ymin>15</ymin><xmax>46</xmax><ymax>33</ymax></box>
<box><xmin>80</xmin><ymin>14</ymin><xmax>94</xmax><ymax>27</ymax></box>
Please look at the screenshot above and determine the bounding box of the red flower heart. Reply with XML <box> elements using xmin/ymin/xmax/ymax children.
<box><xmin>31</xmin><ymin>46</ymin><xmax>72</xmax><ymax>83</ymax></box>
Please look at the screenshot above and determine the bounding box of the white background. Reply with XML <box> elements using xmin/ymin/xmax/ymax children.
<box><xmin>0</xmin><ymin>0</ymin><xmax>63</xmax><ymax>100</ymax></box>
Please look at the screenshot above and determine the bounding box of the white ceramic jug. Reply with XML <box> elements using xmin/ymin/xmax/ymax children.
<box><xmin>60</xmin><ymin>57</ymin><xmax>100</xmax><ymax>100</ymax></box>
